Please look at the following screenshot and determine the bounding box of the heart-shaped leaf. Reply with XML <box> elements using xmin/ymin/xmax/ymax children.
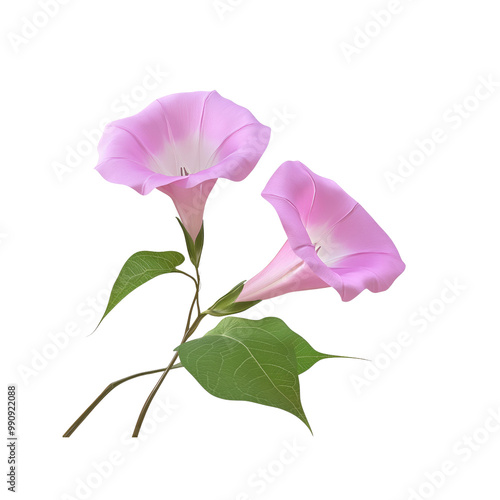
<box><xmin>98</xmin><ymin>250</ymin><xmax>185</xmax><ymax>327</ymax></box>
<box><xmin>276</xmin><ymin>320</ymin><xmax>360</xmax><ymax>374</ymax></box>
<box><xmin>176</xmin><ymin>317</ymin><xmax>311</xmax><ymax>431</ymax></box>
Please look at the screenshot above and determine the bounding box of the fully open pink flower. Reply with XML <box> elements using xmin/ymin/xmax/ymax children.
<box><xmin>237</xmin><ymin>161</ymin><xmax>405</xmax><ymax>302</ymax></box>
<box><xmin>96</xmin><ymin>91</ymin><xmax>271</xmax><ymax>239</ymax></box>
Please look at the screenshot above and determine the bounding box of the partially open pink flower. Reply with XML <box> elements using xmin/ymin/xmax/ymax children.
<box><xmin>96</xmin><ymin>91</ymin><xmax>271</xmax><ymax>239</ymax></box>
<box><xmin>237</xmin><ymin>161</ymin><xmax>405</xmax><ymax>302</ymax></box>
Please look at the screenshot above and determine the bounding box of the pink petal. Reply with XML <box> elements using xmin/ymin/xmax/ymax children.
<box><xmin>158</xmin><ymin>180</ymin><xmax>216</xmax><ymax>240</ymax></box>
<box><xmin>96</xmin><ymin>91</ymin><xmax>270</xmax><ymax>239</ymax></box>
<box><xmin>237</xmin><ymin>241</ymin><xmax>328</xmax><ymax>302</ymax></box>
<box><xmin>239</xmin><ymin>161</ymin><xmax>405</xmax><ymax>302</ymax></box>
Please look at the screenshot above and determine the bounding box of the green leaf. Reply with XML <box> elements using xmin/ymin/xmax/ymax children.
<box><xmin>98</xmin><ymin>250</ymin><xmax>185</xmax><ymax>327</ymax></box>
<box><xmin>276</xmin><ymin>321</ymin><xmax>362</xmax><ymax>374</ymax></box>
<box><xmin>205</xmin><ymin>281</ymin><xmax>260</xmax><ymax>317</ymax></box>
<box><xmin>176</xmin><ymin>218</ymin><xmax>204</xmax><ymax>268</ymax></box>
<box><xmin>176</xmin><ymin>316</ymin><xmax>311</xmax><ymax>431</ymax></box>
<box><xmin>194</xmin><ymin>223</ymin><xmax>204</xmax><ymax>264</ymax></box>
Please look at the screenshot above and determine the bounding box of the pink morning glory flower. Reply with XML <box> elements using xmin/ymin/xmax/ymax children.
<box><xmin>237</xmin><ymin>161</ymin><xmax>405</xmax><ymax>302</ymax></box>
<box><xmin>96</xmin><ymin>91</ymin><xmax>271</xmax><ymax>239</ymax></box>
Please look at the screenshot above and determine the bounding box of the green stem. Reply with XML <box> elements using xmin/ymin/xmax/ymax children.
<box><xmin>195</xmin><ymin>267</ymin><xmax>201</xmax><ymax>316</ymax></box>
<box><xmin>131</xmin><ymin>313</ymin><xmax>205</xmax><ymax>437</ymax></box>
<box><xmin>175</xmin><ymin>270</ymin><xmax>198</xmax><ymax>288</ymax></box>
<box><xmin>184</xmin><ymin>289</ymin><xmax>196</xmax><ymax>333</ymax></box>
<box><xmin>65</xmin><ymin>226</ymin><xmax>204</xmax><ymax>438</ymax></box>
<box><xmin>62</xmin><ymin>365</ymin><xmax>181</xmax><ymax>438</ymax></box>
<box><xmin>63</xmin><ymin>270</ymin><xmax>199</xmax><ymax>438</ymax></box>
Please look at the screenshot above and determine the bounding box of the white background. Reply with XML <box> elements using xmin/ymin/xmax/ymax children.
<box><xmin>2</xmin><ymin>1</ymin><xmax>500</xmax><ymax>499</ymax></box>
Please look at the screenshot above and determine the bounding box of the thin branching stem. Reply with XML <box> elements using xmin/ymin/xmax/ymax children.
<box><xmin>62</xmin><ymin>365</ymin><xmax>179</xmax><ymax>437</ymax></box>
<box><xmin>131</xmin><ymin>312</ymin><xmax>205</xmax><ymax>437</ymax></box>
<box><xmin>62</xmin><ymin>270</ymin><xmax>199</xmax><ymax>437</ymax></box>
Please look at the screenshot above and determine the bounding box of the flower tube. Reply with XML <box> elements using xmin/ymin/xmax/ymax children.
<box><xmin>238</xmin><ymin>161</ymin><xmax>405</xmax><ymax>302</ymax></box>
<box><xmin>96</xmin><ymin>91</ymin><xmax>271</xmax><ymax>239</ymax></box>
